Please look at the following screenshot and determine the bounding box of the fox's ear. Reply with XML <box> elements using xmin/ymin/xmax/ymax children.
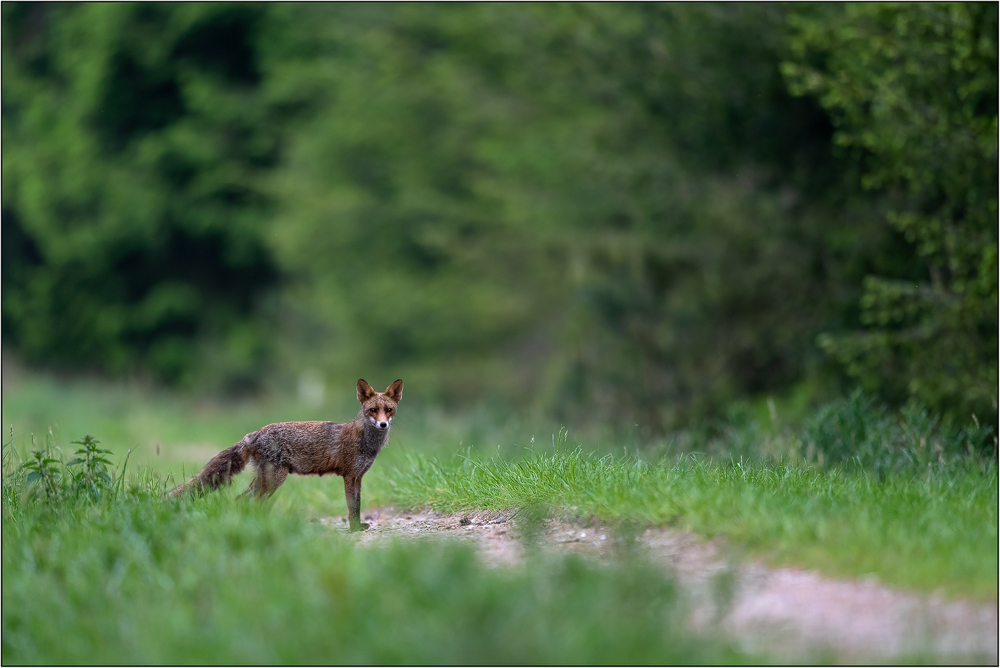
<box><xmin>357</xmin><ymin>379</ymin><xmax>376</xmax><ymax>403</ymax></box>
<box><xmin>384</xmin><ymin>379</ymin><xmax>403</xmax><ymax>403</ymax></box>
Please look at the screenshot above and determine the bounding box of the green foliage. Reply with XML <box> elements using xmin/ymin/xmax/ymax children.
<box><xmin>9</xmin><ymin>432</ymin><xmax>138</xmax><ymax>510</ymax></box>
<box><xmin>784</xmin><ymin>3</ymin><xmax>999</xmax><ymax>422</ymax></box>
<box><xmin>2</xmin><ymin>3</ymin><xmax>280</xmax><ymax>389</ymax></box>
<box><xmin>65</xmin><ymin>435</ymin><xmax>115</xmax><ymax>500</ymax></box>
<box><xmin>20</xmin><ymin>448</ymin><xmax>62</xmax><ymax>503</ymax></box>
<box><xmin>2</xmin><ymin>4</ymin><xmax>995</xmax><ymax>429</ymax></box>
<box><xmin>261</xmin><ymin>5</ymin><xmax>557</xmax><ymax>397</ymax></box>
<box><xmin>261</xmin><ymin>3</ymin><xmax>893</xmax><ymax>425</ymax></box>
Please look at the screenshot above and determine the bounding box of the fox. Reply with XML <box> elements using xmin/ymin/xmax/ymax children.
<box><xmin>167</xmin><ymin>378</ymin><xmax>403</xmax><ymax>531</ymax></box>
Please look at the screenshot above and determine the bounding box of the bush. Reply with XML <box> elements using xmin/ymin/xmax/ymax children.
<box><xmin>786</xmin><ymin>3</ymin><xmax>999</xmax><ymax>423</ymax></box>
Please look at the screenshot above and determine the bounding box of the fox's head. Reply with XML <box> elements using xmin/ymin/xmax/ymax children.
<box><xmin>357</xmin><ymin>378</ymin><xmax>403</xmax><ymax>431</ymax></box>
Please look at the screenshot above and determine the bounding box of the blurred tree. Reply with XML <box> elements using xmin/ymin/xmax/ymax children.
<box><xmin>260</xmin><ymin>4</ymin><xmax>900</xmax><ymax>428</ymax></box>
<box><xmin>784</xmin><ymin>3</ymin><xmax>998</xmax><ymax>423</ymax></box>
<box><xmin>3</xmin><ymin>3</ymin><xmax>281</xmax><ymax>389</ymax></box>
<box><xmin>256</xmin><ymin>4</ymin><xmax>565</xmax><ymax>401</ymax></box>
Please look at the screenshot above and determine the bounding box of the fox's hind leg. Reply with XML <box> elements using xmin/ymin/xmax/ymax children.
<box><xmin>260</xmin><ymin>465</ymin><xmax>289</xmax><ymax>497</ymax></box>
<box><xmin>241</xmin><ymin>462</ymin><xmax>289</xmax><ymax>499</ymax></box>
<box><xmin>240</xmin><ymin>472</ymin><xmax>262</xmax><ymax>498</ymax></box>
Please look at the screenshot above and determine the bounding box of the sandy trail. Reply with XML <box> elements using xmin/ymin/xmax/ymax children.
<box><xmin>320</xmin><ymin>507</ymin><xmax>998</xmax><ymax>663</ymax></box>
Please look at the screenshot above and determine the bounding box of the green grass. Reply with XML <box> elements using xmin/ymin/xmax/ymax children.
<box><xmin>2</xmin><ymin>368</ymin><xmax>997</xmax><ymax>663</ymax></box>
<box><xmin>2</xmin><ymin>488</ymin><xmax>753</xmax><ymax>665</ymax></box>
<box><xmin>369</xmin><ymin>442</ymin><xmax>997</xmax><ymax>599</ymax></box>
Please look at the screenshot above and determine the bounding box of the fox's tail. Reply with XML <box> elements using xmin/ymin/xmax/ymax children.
<box><xmin>167</xmin><ymin>438</ymin><xmax>252</xmax><ymax>497</ymax></box>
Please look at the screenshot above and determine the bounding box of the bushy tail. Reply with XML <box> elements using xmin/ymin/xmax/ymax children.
<box><xmin>167</xmin><ymin>440</ymin><xmax>251</xmax><ymax>497</ymax></box>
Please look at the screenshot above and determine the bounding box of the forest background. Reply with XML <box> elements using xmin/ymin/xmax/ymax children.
<box><xmin>3</xmin><ymin>2</ymin><xmax>997</xmax><ymax>434</ymax></box>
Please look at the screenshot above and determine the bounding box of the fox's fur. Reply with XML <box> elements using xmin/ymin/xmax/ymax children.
<box><xmin>167</xmin><ymin>378</ymin><xmax>403</xmax><ymax>531</ymax></box>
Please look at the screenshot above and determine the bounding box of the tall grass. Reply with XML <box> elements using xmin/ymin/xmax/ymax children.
<box><xmin>1</xmin><ymin>460</ymin><xmax>750</xmax><ymax>665</ymax></box>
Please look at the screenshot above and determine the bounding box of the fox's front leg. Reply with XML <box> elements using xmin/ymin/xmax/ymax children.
<box><xmin>344</xmin><ymin>475</ymin><xmax>368</xmax><ymax>531</ymax></box>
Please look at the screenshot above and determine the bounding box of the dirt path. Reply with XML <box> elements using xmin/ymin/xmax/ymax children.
<box><xmin>320</xmin><ymin>507</ymin><xmax>998</xmax><ymax>663</ymax></box>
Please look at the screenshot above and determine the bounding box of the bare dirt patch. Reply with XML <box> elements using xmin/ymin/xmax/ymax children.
<box><xmin>320</xmin><ymin>507</ymin><xmax>998</xmax><ymax>663</ymax></box>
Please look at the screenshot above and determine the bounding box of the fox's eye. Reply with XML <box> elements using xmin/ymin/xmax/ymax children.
<box><xmin>386</xmin><ymin>408</ymin><xmax>393</xmax><ymax>414</ymax></box>
<box><xmin>369</xmin><ymin>407</ymin><xmax>377</xmax><ymax>413</ymax></box>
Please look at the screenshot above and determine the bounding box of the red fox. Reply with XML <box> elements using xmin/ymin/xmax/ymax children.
<box><xmin>167</xmin><ymin>378</ymin><xmax>403</xmax><ymax>531</ymax></box>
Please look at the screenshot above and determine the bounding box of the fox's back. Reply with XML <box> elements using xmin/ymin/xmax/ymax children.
<box><xmin>257</xmin><ymin>420</ymin><xmax>342</xmax><ymax>445</ymax></box>
<box><xmin>245</xmin><ymin>420</ymin><xmax>344</xmax><ymax>473</ymax></box>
